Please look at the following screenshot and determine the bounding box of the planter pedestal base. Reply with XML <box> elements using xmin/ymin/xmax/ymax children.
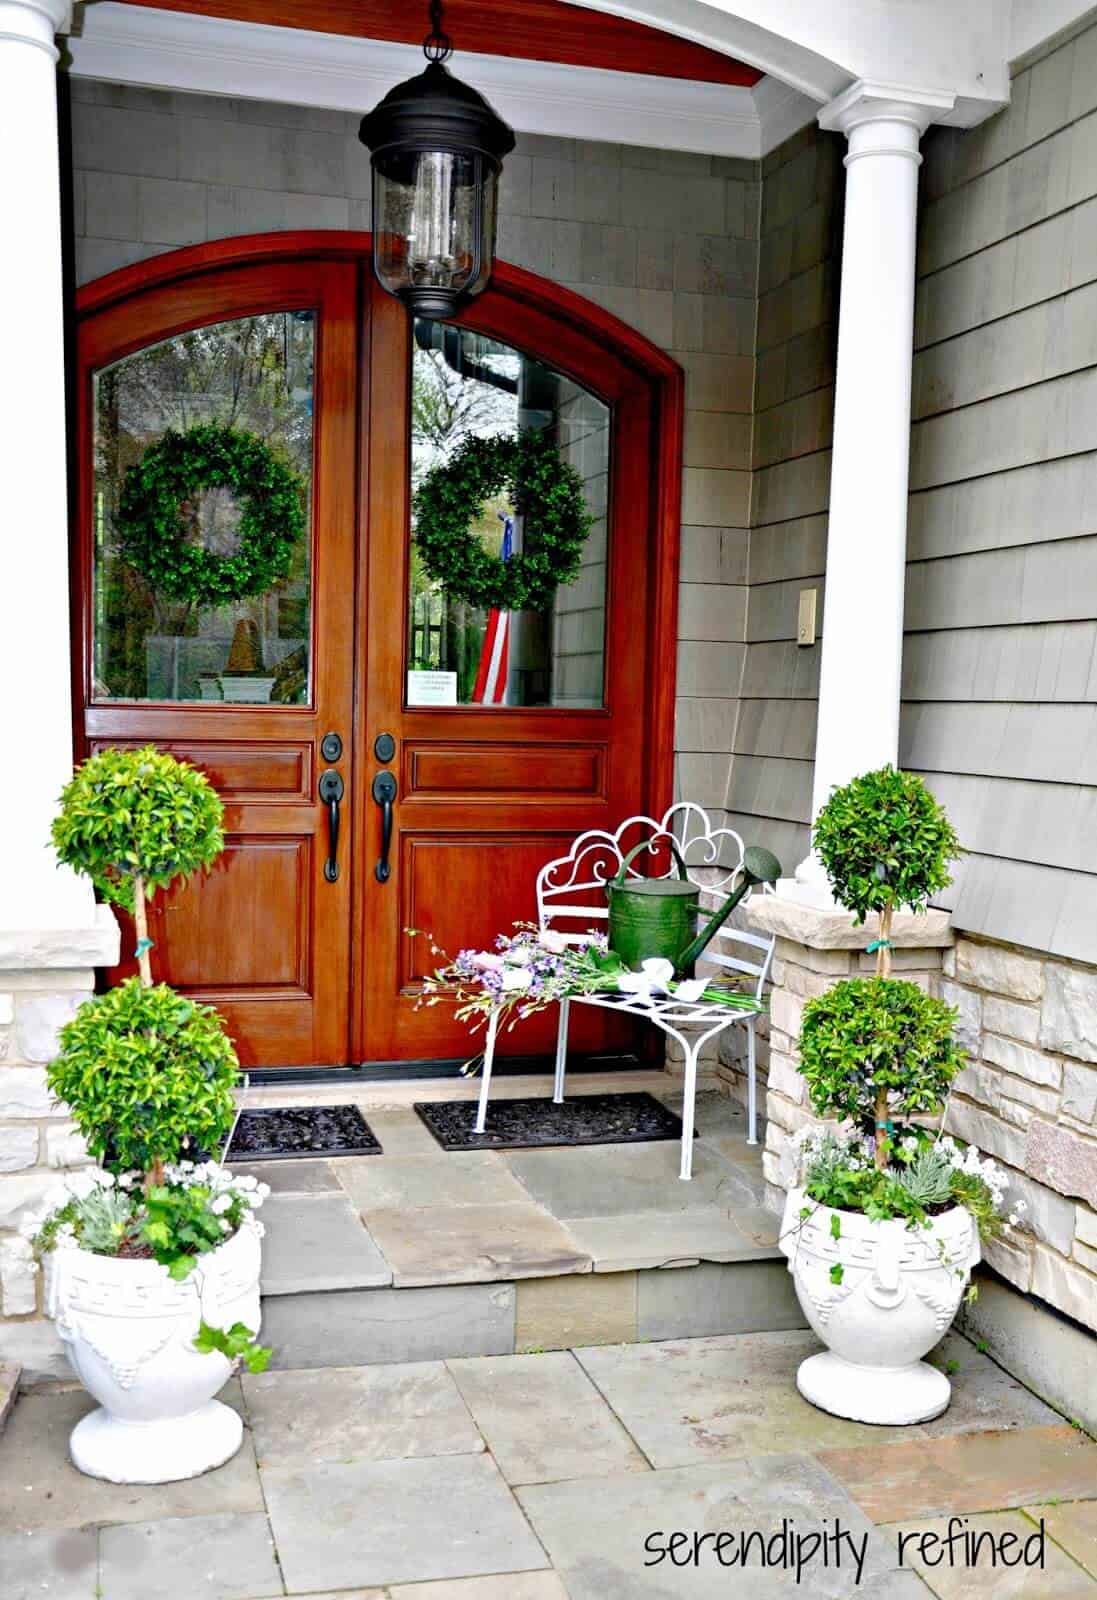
<box><xmin>797</xmin><ymin>1351</ymin><xmax>950</xmax><ymax>1425</ymax></box>
<box><xmin>70</xmin><ymin>1398</ymin><xmax>243</xmax><ymax>1484</ymax></box>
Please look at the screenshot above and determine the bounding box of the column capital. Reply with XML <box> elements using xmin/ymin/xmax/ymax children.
<box><xmin>818</xmin><ymin>79</ymin><xmax>956</xmax><ymax>145</ymax></box>
<box><xmin>0</xmin><ymin>0</ymin><xmax>73</xmax><ymax>58</ymax></box>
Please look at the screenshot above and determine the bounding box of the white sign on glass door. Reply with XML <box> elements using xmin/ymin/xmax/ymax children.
<box><xmin>407</xmin><ymin>670</ymin><xmax>458</xmax><ymax>706</ymax></box>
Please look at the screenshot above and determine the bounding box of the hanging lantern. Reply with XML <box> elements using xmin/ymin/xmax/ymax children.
<box><xmin>358</xmin><ymin>1</ymin><xmax>515</xmax><ymax>319</ymax></box>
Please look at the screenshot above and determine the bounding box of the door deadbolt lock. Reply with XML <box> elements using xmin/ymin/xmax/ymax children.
<box><xmin>320</xmin><ymin>731</ymin><xmax>343</xmax><ymax>763</ymax></box>
<box><xmin>373</xmin><ymin>731</ymin><xmax>396</xmax><ymax>763</ymax></box>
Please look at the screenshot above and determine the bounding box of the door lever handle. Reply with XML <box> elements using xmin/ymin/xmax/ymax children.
<box><xmin>319</xmin><ymin>769</ymin><xmax>344</xmax><ymax>883</ymax></box>
<box><xmin>372</xmin><ymin>770</ymin><xmax>397</xmax><ymax>883</ymax></box>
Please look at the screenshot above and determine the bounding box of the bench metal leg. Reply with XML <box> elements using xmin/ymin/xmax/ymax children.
<box><xmin>746</xmin><ymin>1014</ymin><xmax>758</xmax><ymax>1146</ymax></box>
<box><xmin>678</xmin><ymin>1034</ymin><xmax>701</xmax><ymax>1181</ymax></box>
<box><xmin>474</xmin><ymin>1009</ymin><xmax>499</xmax><ymax>1134</ymax></box>
<box><xmin>552</xmin><ymin>997</ymin><xmax>570</xmax><ymax>1104</ymax></box>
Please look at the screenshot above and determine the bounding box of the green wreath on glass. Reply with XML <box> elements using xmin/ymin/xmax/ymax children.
<box><xmin>115</xmin><ymin>422</ymin><xmax>306</xmax><ymax>607</ymax></box>
<box><xmin>413</xmin><ymin>429</ymin><xmax>593</xmax><ymax>612</ymax></box>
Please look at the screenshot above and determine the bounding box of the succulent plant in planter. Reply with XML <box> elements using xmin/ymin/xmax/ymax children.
<box><xmin>27</xmin><ymin>746</ymin><xmax>269</xmax><ymax>1485</ymax></box>
<box><xmin>779</xmin><ymin>766</ymin><xmax>1022</xmax><ymax>1425</ymax></box>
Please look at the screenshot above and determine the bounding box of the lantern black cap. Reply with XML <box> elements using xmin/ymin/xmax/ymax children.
<box><xmin>358</xmin><ymin>60</ymin><xmax>515</xmax><ymax>171</ymax></box>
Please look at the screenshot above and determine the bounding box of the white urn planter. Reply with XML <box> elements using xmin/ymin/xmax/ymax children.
<box><xmin>780</xmin><ymin>1185</ymin><xmax>980</xmax><ymax>1425</ymax></box>
<box><xmin>45</xmin><ymin>1217</ymin><xmax>262</xmax><ymax>1484</ymax></box>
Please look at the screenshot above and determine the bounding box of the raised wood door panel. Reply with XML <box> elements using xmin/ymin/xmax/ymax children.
<box><xmin>357</xmin><ymin>281</ymin><xmax>668</xmax><ymax>1063</ymax></box>
<box><xmin>77</xmin><ymin>260</ymin><xmax>360</xmax><ymax>1067</ymax></box>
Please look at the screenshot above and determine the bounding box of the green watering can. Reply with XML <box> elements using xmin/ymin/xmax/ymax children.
<box><xmin>607</xmin><ymin>840</ymin><xmax>782</xmax><ymax>975</ymax></box>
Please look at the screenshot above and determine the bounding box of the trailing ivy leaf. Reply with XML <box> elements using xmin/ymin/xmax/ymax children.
<box><xmin>194</xmin><ymin>1319</ymin><xmax>271</xmax><ymax>1372</ymax></box>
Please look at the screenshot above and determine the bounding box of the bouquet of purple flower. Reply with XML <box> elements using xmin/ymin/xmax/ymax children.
<box><xmin>411</xmin><ymin>922</ymin><xmax>765</xmax><ymax>1039</ymax></box>
<box><xmin>412</xmin><ymin>924</ymin><xmax>621</xmax><ymax>1034</ymax></box>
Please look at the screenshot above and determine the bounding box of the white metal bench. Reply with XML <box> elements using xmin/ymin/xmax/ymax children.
<box><xmin>472</xmin><ymin>803</ymin><xmax>776</xmax><ymax>1179</ymax></box>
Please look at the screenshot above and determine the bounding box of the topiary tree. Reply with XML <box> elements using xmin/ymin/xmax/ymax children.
<box><xmin>798</xmin><ymin>977</ymin><xmax>967</xmax><ymax>1168</ymax></box>
<box><xmin>47</xmin><ymin>979</ymin><xmax>239</xmax><ymax>1183</ymax></box>
<box><xmin>807</xmin><ymin>766</ymin><xmax>963</xmax><ymax>1170</ymax></box>
<box><xmin>52</xmin><ymin>745</ymin><xmax>224</xmax><ymax>987</ymax></box>
<box><xmin>813</xmin><ymin>765</ymin><xmax>959</xmax><ymax>978</ymax></box>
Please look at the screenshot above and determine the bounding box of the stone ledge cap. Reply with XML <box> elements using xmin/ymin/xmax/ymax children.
<box><xmin>746</xmin><ymin>892</ymin><xmax>953</xmax><ymax>952</ymax></box>
<box><xmin>0</xmin><ymin>903</ymin><xmax>120</xmax><ymax>972</ymax></box>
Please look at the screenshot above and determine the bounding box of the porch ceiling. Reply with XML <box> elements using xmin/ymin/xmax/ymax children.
<box><xmin>114</xmin><ymin>0</ymin><xmax>765</xmax><ymax>86</ymax></box>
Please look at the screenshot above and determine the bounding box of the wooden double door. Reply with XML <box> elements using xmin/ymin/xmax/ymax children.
<box><xmin>74</xmin><ymin>236</ymin><xmax>680</xmax><ymax>1068</ymax></box>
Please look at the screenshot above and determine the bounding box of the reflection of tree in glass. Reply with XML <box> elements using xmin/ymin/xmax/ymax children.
<box><xmin>409</xmin><ymin>347</ymin><xmax>516</xmax><ymax>692</ymax></box>
<box><xmin>93</xmin><ymin>313</ymin><xmax>314</xmax><ymax>703</ymax></box>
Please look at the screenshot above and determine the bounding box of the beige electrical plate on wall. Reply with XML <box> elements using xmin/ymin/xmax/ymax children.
<box><xmin>797</xmin><ymin>587</ymin><xmax>817</xmax><ymax>646</ymax></box>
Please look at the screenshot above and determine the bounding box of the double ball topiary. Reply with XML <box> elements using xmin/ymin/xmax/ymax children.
<box><xmin>798</xmin><ymin>976</ymin><xmax>967</xmax><ymax>1143</ymax></box>
<box><xmin>813</xmin><ymin>764</ymin><xmax>960</xmax><ymax>927</ymax></box>
<box><xmin>48</xmin><ymin>978</ymin><xmax>239</xmax><ymax>1177</ymax></box>
<box><xmin>804</xmin><ymin>766</ymin><xmax>964</xmax><ymax>1171</ymax></box>
<box><xmin>52</xmin><ymin>744</ymin><xmax>224</xmax><ymax>916</ymax></box>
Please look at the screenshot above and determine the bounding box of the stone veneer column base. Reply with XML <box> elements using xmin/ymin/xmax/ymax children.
<box><xmin>0</xmin><ymin>905</ymin><xmax>119</xmax><ymax>1379</ymax></box>
<box><xmin>744</xmin><ymin>893</ymin><xmax>953</xmax><ymax>1208</ymax></box>
<box><xmin>743</xmin><ymin>893</ymin><xmax>1097</xmax><ymax>1376</ymax></box>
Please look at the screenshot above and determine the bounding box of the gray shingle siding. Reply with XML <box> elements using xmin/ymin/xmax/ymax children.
<box><xmin>909</xmin><ymin>23</ymin><xmax>1097</xmax><ymax>963</ymax></box>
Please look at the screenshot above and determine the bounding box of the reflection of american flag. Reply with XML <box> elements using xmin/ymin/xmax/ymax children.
<box><xmin>472</xmin><ymin>515</ymin><xmax>514</xmax><ymax>705</ymax></box>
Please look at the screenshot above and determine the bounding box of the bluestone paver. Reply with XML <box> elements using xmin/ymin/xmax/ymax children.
<box><xmin>447</xmin><ymin>1349</ymin><xmax>649</xmax><ymax>1485</ymax></box>
<box><xmin>518</xmin><ymin>1453</ymin><xmax>920</xmax><ymax>1599</ymax></box>
<box><xmin>242</xmin><ymin>1361</ymin><xmax>484</xmax><ymax>1466</ymax></box>
<box><xmin>261</xmin><ymin>1281</ymin><xmax>515</xmax><ymax>1369</ymax></box>
<box><xmin>637</xmin><ymin>1257</ymin><xmax>806</xmax><ymax>1339</ymax></box>
<box><xmin>388</xmin><ymin>1576</ymin><xmax>571</xmax><ymax>1598</ymax></box>
<box><xmin>886</xmin><ymin>1509</ymin><xmax>1095</xmax><ymax>1597</ymax></box>
<box><xmin>259</xmin><ymin>1192</ymin><xmax>392</xmax><ymax>1293</ymax></box>
<box><xmin>98</xmin><ymin>1511</ymin><xmax>282</xmax><ymax>1600</ymax></box>
<box><xmin>229</xmin><ymin>1158</ymin><xmax>340</xmax><ymax>1194</ymax></box>
<box><xmin>362</xmin><ymin>1201</ymin><xmax>590</xmax><ymax>1287</ymax></box>
<box><xmin>818</xmin><ymin>1424</ymin><xmax>1097</xmax><ymax>1523</ymax></box>
<box><xmin>503</xmin><ymin>1139</ymin><xmax>740</xmax><ymax>1218</ymax></box>
<box><xmin>1032</xmin><ymin>1498</ymin><xmax>1097</xmax><ymax>1577</ymax></box>
<box><xmin>339</xmin><ymin>1150</ymin><xmax>532</xmax><ymax>1211</ymax></box>
<box><xmin>261</xmin><ymin>1452</ymin><xmax>549</xmax><ymax>1591</ymax></box>
<box><xmin>562</xmin><ymin>1207</ymin><xmax>771</xmax><ymax>1271</ymax></box>
<box><xmin>0</xmin><ymin>1528</ymin><xmax>97</xmax><ymax>1600</ymax></box>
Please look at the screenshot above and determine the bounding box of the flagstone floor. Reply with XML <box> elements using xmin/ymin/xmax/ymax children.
<box><xmin>234</xmin><ymin>1081</ymin><xmax>783</xmax><ymax>1299</ymax></box>
<box><xmin>2</xmin><ymin>1327</ymin><xmax>1095</xmax><ymax>1598</ymax></box>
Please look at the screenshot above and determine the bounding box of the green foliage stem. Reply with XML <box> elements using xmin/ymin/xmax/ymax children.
<box><xmin>47</xmin><ymin>978</ymin><xmax>239</xmax><ymax>1177</ymax></box>
<box><xmin>813</xmin><ymin>765</ymin><xmax>960</xmax><ymax>928</ymax></box>
<box><xmin>52</xmin><ymin>745</ymin><xmax>224</xmax><ymax>919</ymax></box>
<box><xmin>798</xmin><ymin>976</ymin><xmax>967</xmax><ymax>1157</ymax></box>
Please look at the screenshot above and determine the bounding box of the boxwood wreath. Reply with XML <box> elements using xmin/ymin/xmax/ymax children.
<box><xmin>115</xmin><ymin>422</ymin><xmax>306</xmax><ymax>607</ymax></box>
<box><xmin>413</xmin><ymin>429</ymin><xmax>592</xmax><ymax>612</ymax></box>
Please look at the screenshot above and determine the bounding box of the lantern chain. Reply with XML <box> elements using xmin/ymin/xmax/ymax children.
<box><xmin>423</xmin><ymin>0</ymin><xmax>453</xmax><ymax>64</ymax></box>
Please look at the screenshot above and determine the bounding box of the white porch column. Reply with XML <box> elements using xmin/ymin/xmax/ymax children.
<box><xmin>0</xmin><ymin>0</ymin><xmax>100</xmax><ymax>934</ymax></box>
<box><xmin>795</xmin><ymin>82</ymin><xmax>954</xmax><ymax>894</ymax></box>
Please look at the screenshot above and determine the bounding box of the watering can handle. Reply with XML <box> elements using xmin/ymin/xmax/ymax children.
<box><xmin>674</xmin><ymin>843</ymin><xmax>783</xmax><ymax>973</ymax></box>
<box><xmin>611</xmin><ymin>835</ymin><xmax>690</xmax><ymax>888</ymax></box>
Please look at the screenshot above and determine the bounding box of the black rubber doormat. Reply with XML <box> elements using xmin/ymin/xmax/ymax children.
<box><xmin>413</xmin><ymin>1091</ymin><xmax>687</xmax><ymax>1152</ymax></box>
<box><xmin>226</xmin><ymin>1105</ymin><xmax>382</xmax><ymax>1161</ymax></box>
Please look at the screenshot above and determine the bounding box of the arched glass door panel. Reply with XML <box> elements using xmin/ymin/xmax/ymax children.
<box><xmin>91</xmin><ymin>310</ymin><xmax>315</xmax><ymax>705</ymax></box>
<box><xmin>407</xmin><ymin>318</ymin><xmax>609</xmax><ymax>710</ymax></box>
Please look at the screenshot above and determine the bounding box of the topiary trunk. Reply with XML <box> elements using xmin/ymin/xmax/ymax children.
<box><xmin>874</xmin><ymin>904</ymin><xmax>894</xmax><ymax>1170</ymax></box>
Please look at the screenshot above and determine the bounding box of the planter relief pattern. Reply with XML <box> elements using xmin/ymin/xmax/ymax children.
<box><xmin>46</xmin><ymin>1219</ymin><xmax>262</xmax><ymax>1483</ymax></box>
<box><xmin>780</xmin><ymin>1185</ymin><xmax>980</xmax><ymax>1424</ymax></box>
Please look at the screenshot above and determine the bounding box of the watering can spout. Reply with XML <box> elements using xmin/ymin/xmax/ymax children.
<box><xmin>674</xmin><ymin>845</ymin><xmax>782</xmax><ymax>974</ymax></box>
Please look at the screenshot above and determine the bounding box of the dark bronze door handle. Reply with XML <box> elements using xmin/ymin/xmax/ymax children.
<box><xmin>319</xmin><ymin>769</ymin><xmax>344</xmax><ymax>883</ymax></box>
<box><xmin>372</xmin><ymin>770</ymin><xmax>397</xmax><ymax>883</ymax></box>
